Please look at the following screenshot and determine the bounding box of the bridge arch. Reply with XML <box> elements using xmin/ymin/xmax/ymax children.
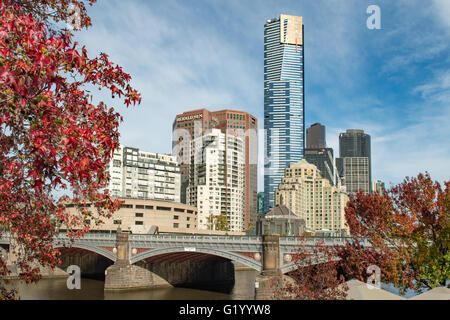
<box><xmin>131</xmin><ymin>247</ymin><xmax>262</xmax><ymax>272</ymax></box>
<box><xmin>281</xmin><ymin>262</ymin><xmax>297</xmax><ymax>274</ymax></box>
<box><xmin>54</xmin><ymin>243</ymin><xmax>116</xmax><ymax>262</ymax></box>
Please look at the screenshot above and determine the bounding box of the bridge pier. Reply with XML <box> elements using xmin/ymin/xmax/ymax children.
<box><xmin>104</xmin><ymin>231</ymin><xmax>171</xmax><ymax>290</ymax></box>
<box><xmin>231</xmin><ymin>261</ymin><xmax>257</xmax><ymax>299</ymax></box>
<box><xmin>255</xmin><ymin>235</ymin><xmax>283</xmax><ymax>300</ymax></box>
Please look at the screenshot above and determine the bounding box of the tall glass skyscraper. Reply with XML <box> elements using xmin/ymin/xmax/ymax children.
<box><xmin>336</xmin><ymin>129</ymin><xmax>372</xmax><ymax>194</ymax></box>
<box><xmin>264</xmin><ymin>14</ymin><xmax>305</xmax><ymax>213</ymax></box>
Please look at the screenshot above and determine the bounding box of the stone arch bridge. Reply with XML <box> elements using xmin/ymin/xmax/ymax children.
<box><xmin>0</xmin><ymin>232</ymin><xmax>368</xmax><ymax>298</ymax></box>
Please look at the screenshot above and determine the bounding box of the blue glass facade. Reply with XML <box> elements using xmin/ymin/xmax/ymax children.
<box><xmin>264</xmin><ymin>15</ymin><xmax>305</xmax><ymax>213</ymax></box>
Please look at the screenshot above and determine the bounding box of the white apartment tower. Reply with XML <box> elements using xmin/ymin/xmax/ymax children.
<box><xmin>106</xmin><ymin>145</ymin><xmax>181</xmax><ymax>202</ymax></box>
<box><xmin>187</xmin><ymin>129</ymin><xmax>245</xmax><ymax>232</ymax></box>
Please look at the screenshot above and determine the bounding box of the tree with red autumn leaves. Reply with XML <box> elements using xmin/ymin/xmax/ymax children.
<box><xmin>337</xmin><ymin>172</ymin><xmax>449</xmax><ymax>294</ymax></box>
<box><xmin>272</xmin><ymin>237</ymin><xmax>348</xmax><ymax>300</ymax></box>
<box><xmin>273</xmin><ymin>172</ymin><xmax>448</xmax><ymax>300</ymax></box>
<box><xmin>0</xmin><ymin>0</ymin><xmax>140</xmax><ymax>299</ymax></box>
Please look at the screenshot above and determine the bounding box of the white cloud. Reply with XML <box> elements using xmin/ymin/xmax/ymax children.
<box><xmin>71</xmin><ymin>0</ymin><xmax>449</xmax><ymax>192</ymax></box>
<box><xmin>75</xmin><ymin>0</ymin><xmax>261</xmax><ymax>155</ymax></box>
<box><xmin>414</xmin><ymin>70</ymin><xmax>450</xmax><ymax>102</ymax></box>
<box><xmin>433</xmin><ymin>0</ymin><xmax>450</xmax><ymax>28</ymax></box>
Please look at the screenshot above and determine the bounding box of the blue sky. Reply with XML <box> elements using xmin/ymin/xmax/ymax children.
<box><xmin>74</xmin><ymin>0</ymin><xmax>450</xmax><ymax>191</ymax></box>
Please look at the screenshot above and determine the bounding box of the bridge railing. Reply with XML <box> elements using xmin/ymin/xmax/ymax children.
<box><xmin>280</xmin><ymin>236</ymin><xmax>372</xmax><ymax>247</ymax></box>
<box><xmin>55</xmin><ymin>232</ymin><xmax>116</xmax><ymax>241</ymax></box>
<box><xmin>1</xmin><ymin>231</ymin><xmax>371</xmax><ymax>247</ymax></box>
<box><xmin>129</xmin><ymin>233</ymin><xmax>263</xmax><ymax>243</ymax></box>
<box><xmin>0</xmin><ymin>232</ymin><xmax>10</xmax><ymax>244</ymax></box>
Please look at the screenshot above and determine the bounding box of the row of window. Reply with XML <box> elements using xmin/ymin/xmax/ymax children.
<box><xmin>119</xmin><ymin>203</ymin><xmax>195</xmax><ymax>214</ymax></box>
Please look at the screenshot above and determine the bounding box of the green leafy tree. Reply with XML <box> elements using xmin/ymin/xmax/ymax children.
<box><xmin>245</xmin><ymin>222</ymin><xmax>254</xmax><ymax>235</ymax></box>
<box><xmin>215</xmin><ymin>214</ymin><xmax>230</xmax><ymax>232</ymax></box>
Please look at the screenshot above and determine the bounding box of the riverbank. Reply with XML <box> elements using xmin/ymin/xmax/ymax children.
<box><xmin>3</xmin><ymin>264</ymin><xmax>68</xmax><ymax>280</ymax></box>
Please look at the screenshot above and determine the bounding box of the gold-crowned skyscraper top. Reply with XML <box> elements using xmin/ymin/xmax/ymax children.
<box><xmin>279</xmin><ymin>14</ymin><xmax>303</xmax><ymax>45</ymax></box>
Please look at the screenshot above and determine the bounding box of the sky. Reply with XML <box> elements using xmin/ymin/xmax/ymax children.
<box><xmin>73</xmin><ymin>0</ymin><xmax>450</xmax><ymax>191</ymax></box>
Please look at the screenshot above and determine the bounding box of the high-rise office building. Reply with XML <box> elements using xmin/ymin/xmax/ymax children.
<box><xmin>304</xmin><ymin>148</ymin><xmax>335</xmax><ymax>186</ymax></box>
<box><xmin>257</xmin><ymin>192</ymin><xmax>265</xmax><ymax>215</ymax></box>
<box><xmin>336</xmin><ymin>157</ymin><xmax>370</xmax><ymax>194</ymax></box>
<box><xmin>306</xmin><ymin>123</ymin><xmax>326</xmax><ymax>148</ymax></box>
<box><xmin>372</xmin><ymin>180</ymin><xmax>385</xmax><ymax>195</ymax></box>
<box><xmin>106</xmin><ymin>145</ymin><xmax>181</xmax><ymax>202</ymax></box>
<box><xmin>274</xmin><ymin>159</ymin><xmax>349</xmax><ymax>234</ymax></box>
<box><xmin>339</xmin><ymin>129</ymin><xmax>371</xmax><ymax>158</ymax></box>
<box><xmin>264</xmin><ymin>14</ymin><xmax>305</xmax><ymax>213</ymax></box>
<box><xmin>172</xmin><ymin>109</ymin><xmax>258</xmax><ymax>230</ymax></box>
<box><xmin>186</xmin><ymin>129</ymin><xmax>245</xmax><ymax>232</ymax></box>
<box><xmin>336</xmin><ymin>129</ymin><xmax>371</xmax><ymax>194</ymax></box>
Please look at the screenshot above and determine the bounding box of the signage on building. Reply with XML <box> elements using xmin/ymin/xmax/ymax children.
<box><xmin>184</xmin><ymin>247</ymin><xmax>196</xmax><ymax>252</ymax></box>
<box><xmin>176</xmin><ymin>114</ymin><xmax>203</xmax><ymax>122</ymax></box>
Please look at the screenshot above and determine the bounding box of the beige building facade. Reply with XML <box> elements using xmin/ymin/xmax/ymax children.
<box><xmin>274</xmin><ymin>159</ymin><xmax>349</xmax><ymax>234</ymax></box>
<box><xmin>63</xmin><ymin>198</ymin><xmax>244</xmax><ymax>235</ymax></box>
<box><xmin>64</xmin><ymin>198</ymin><xmax>196</xmax><ymax>234</ymax></box>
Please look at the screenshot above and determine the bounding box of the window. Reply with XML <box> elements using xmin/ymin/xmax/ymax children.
<box><xmin>113</xmin><ymin>220</ymin><xmax>121</xmax><ymax>225</ymax></box>
<box><xmin>135</xmin><ymin>213</ymin><xmax>143</xmax><ymax>217</ymax></box>
<box><xmin>173</xmin><ymin>215</ymin><xmax>179</xmax><ymax>220</ymax></box>
<box><xmin>157</xmin><ymin>206</ymin><xmax>171</xmax><ymax>211</ymax></box>
<box><xmin>136</xmin><ymin>205</ymin><xmax>145</xmax><ymax>209</ymax></box>
<box><xmin>174</xmin><ymin>208</ymin><xmax>185</xmax><ymax>213</ymax></box>
<box><xmin>121</xmin><ymin>204</ymin><xmax>133</xmax><ymax>209</ymax></box>
<box><xmin>173</xmin><ymin>223</ymin><xmax>179</xmax><ymax>228</ymax></box>
<box><xmin>135</xmin><ymin>221</ymin><xmax>143</xmax><ymax>225</ymax></box>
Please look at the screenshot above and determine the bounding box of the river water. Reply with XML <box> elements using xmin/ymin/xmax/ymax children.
<box><xmin>7</xmin><ymin>278</ymin><xmax>234</xmax><ymax>300</ymax></box>
<box><xmin>5</xmin><ymin>278</ymin><xmax>423</xmax><ymax>300</ymax></box>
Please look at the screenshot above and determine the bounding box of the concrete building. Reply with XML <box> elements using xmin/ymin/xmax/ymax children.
<box><xmin>63</xmin><ymin>198</ymin><xmax>245</xmax><ymax>235</ymax></box>
<box><xmin>304</xmin><ymin>147</ymin><xmax>335</xmax><ymax>186</ymax></box>
<box><xmin>64</xmin><ymin>198</ymin><xmax>197</xmax><ymax>234</ymax></box>
<box><xmin>274</xmin><ymin>159</ymin><xmax>349</xmax><ymax>234</ymax></box>
<box><xmin>186</xmin><ymin>129</ymin><xmax>245</xmax><ymax>232</ymax></box>
<box><xmin>173</xmin><ymin>109</ymin><xmax>258</xmax><ymax>231</ymax></box>
<box><xmin>256</xmin><ymin>204</ymin><xmax>306</xmax><ymax>236</ymax></box>
<box><xmin>336</xmin><ymin>129</ymin><xmax>371</xmax><ymax>194</ymax></box>
<box><xmin>306</xmin><ymin>123</ymin><xmax>326</xmax><ymax>149</ymax></box>
<box><xmin>264</xmin><ymin>14</ymin><xmax>305</xmax><ymax>213</ymax></box>
<box><xmin>372</xmin><ymin>180</ymin><xmax>385</xmax><ymax>195</ymax></box>
<box><xmin>106</xmin><ymin>145</ymin><xmax>181</xmax><ymax>202</ymax></box>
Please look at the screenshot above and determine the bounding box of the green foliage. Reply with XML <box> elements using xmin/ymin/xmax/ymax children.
<box><xmin>215</xmin><ymin>214</ymin><xmax>230</xmax><ymax>232</ymax></box>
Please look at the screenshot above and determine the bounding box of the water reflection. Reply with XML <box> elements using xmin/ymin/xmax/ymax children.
<box><xmin>7</xmin><ymin>278</ymin><xmax>232</xmax><ymax>300</ymax></box>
